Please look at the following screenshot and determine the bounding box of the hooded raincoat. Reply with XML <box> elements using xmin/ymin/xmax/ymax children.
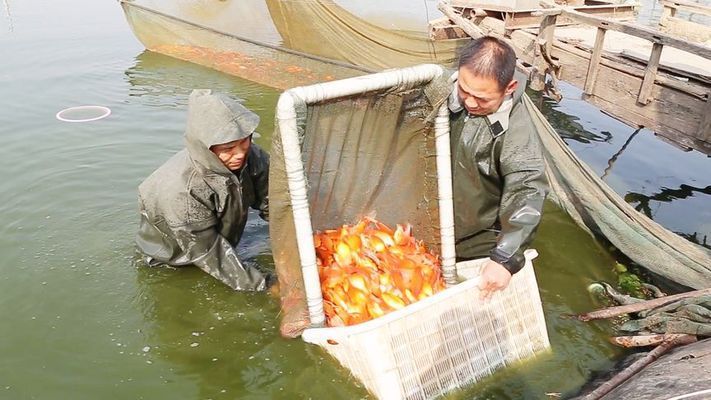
<box><xmin>136</xmin><ymin>89</ymin><xmax>270</xmax><ymax>291</ymax></box>
<box><xmin>449</xmin><ymin>73</ymin><xmax>548</xmax><ymax>274</ymax></box>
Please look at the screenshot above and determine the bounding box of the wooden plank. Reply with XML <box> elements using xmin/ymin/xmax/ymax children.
<box><xmin>619</xmin><ymin>49</ymin><xmax>711</xmax><ymax>84</ymax></box>
<box><xmin>509</xmin><ymin>27</ymin><xmax>710</xmax><ymax>151</ymax></box>
<box><xmin>502</xmin><ymin>5</ymin><xmax>635</xmax><ymax>29</ymax></box>
<box><xmin>584</xmin><ymin>27</ymin><xmax>607</xmax><ymax>95</ymax></box>
<box><xmin>476</xmin><ymin>15</ymin><xmax>707</xmax><ymax>98</ymax></box>
<box><xmin>428</xmin><ymin>17</ymin><xmax>469</xmax><ymax>40</ymax></box>
<box><xmin>438</xmin><ymin>4</ymin><xmax>487</xmax><ymax>38</ymax></box>
<box><xmin>638</xmin><ymin>43</ymin><xmax>664</xmax><ymax>105</ymax></box>
<box><xmin>701</xmin><ymin>95</ymin><xmax>711</xmax><ymax>141</ymax></box>
<box><xmin>558</xmin><ymin>36</ymin><xmax>709</xmax><ymax>98</ymax></box>
<box><xmin>659</xmin><ymin>16</ymin><xmax>711</xmax><ymax>44</ymax></box>
<box><xmin>562</xmin><ymin>9</ymin><xmax>711</xmax><ymax>60</ymax></box>
<box><xmin>661</xmin><ymin>0</ymin><xmax>711</xmax><ymax>15</ymax></box>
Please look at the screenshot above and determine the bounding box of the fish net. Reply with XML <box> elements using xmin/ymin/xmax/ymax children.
<box><xmin>121</xmin><ymin>0</ymin><xmax>467</xmax><ymax>89</ymax></box>
<box><xmin>523</xmin><ymin>96</ymin><xmax>711</xmax><ymax>291</ymax></box>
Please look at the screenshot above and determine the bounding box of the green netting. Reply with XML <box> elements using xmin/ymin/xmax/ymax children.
<box><xmin>524</xmin><ymin>96</ymin><xmax>711</xmax><ymax>290</ymax></box>
<box><xmin>269</xmin><ymin>69</ymin><xmax>451</xmax><ymax>337</ymax></box>
<box><xmin>265</xmin><ymin>0</ymin><xmax>465</xmax><ymax>70</ymax></box>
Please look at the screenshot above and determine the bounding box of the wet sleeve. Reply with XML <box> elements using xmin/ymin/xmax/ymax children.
<box><xmin>491</xmin><ymin>127</ymin><xmax>548</xmax><ymax>274</ymax></box>
<box><xmin>250</xmin><ymin>145</ymin><xmax>270</xmax><ymax>222</ymax></box>
<box><xmin>171</xmin><ymin>220</ymin><xmax>267</xmax><ymax>291</ymax></box>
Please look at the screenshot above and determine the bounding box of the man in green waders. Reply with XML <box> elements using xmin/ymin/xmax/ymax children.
<box><xmin>135</xmin><ymin>89</ymin><xmax>271</xmax><ymax>291</ymax></box>
<box><xmin>450</xmin><ymin>36</ymin><xmax>548</xmax><ymax>299</ymax></box>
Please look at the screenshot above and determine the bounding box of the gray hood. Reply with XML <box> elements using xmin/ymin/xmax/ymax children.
<box><xmin>185</xmin><ymin>89</ymin><xmax>260</xmax><ymax>174</ymax></box>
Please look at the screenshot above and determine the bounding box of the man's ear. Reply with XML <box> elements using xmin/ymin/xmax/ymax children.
<box><xmin>504</xmin><ymin>79</ymin><xmax>518</xmax><ymax>96</ymax></box>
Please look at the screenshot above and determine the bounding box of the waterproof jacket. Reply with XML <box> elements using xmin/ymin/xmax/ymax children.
<box><xmin>449</xmin><ymin>74</ymin><xmax>548</xmax><ymax>274</ymax></box>
<box><xmin>136</xmin><ymin>90</ymin><xmax>269</xmax><ymax>291</ymax></box>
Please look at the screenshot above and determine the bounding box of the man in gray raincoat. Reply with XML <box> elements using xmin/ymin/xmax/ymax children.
<box><xmin>136</xmin><ymin>89</ymin><xmax>270</xmax><ymax>291</ymax></box>
<box><xmin>450</xmin><ymin>36</ymin><xmax>548</xmax><ymax>299</ymax></box>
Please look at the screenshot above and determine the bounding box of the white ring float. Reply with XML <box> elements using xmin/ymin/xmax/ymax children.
<box><xmin>56</xmin><ymin>105</ymin><xmax>111</xmax><ymax>122</ymax></box>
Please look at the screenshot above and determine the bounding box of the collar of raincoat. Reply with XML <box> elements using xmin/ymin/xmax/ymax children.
<box><xmin>448</xmin><ymin>70</ymin><xmax>527</xmax><ymax>135</ymax></box>
<box><xmin>184</xmin><ymin>89</ymin><xmax>259</xmax><ymax>176</ymax></box>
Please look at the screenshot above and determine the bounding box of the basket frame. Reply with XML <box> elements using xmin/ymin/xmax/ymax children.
<box><xmin>275</xmin><ymin>64</ymin><xmax>456</xmax><ymax>327</ymax></box>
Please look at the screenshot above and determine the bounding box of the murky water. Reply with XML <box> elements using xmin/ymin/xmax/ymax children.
<box><xmin>1</xmin><ymin>1</ymin><xmax>708</xmax><ymax>399</ymax></box>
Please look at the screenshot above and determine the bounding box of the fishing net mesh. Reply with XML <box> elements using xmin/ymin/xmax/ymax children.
<box><xmin>269</xmin><ymin>77</ymin><xmax>451</xmax><ymax>337</ymax></box>
<box><xmin>122</xmin><ymin>0</ymin><xmax>467</xmax><ymax>89</ymax></box>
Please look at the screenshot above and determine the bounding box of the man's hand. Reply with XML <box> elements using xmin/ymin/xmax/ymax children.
<box><xmin>477</xmin><ymin>260</ymin><xmax>512</xmax><ymax>301</ymax></box>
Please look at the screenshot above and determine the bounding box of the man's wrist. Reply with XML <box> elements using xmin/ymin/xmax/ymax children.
<box><xmin>489</xmin><ymin>249</ymin><xmax>525</xmax><ymax>275</ymax></box>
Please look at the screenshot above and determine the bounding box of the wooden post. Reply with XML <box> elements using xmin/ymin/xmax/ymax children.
<box><xmin>531</xmin><ymin>13</ymin><xmax>558</xmax><ymax>91</ymax></box>
<box><xmin>701</xmin><ymin>94</ymin><xmax>711</xmax><ymax>141</ymax></box>
<box><xmin>584</xmin><ymin>28</ymin><xmax>607</xmax><ymax>96</ymax></box>
<box><xmin>637</xmin><ymin>42</ymin><xmax>663</xmax><ymax>105</ymax></box>
<box><xmin>540</xmin><ymin>14</ymin><xmax>556</xmax><ymax>57</ymax></box>
<box><xmin>661</xmin><ymin>3</ymin><xmax>676</xmax><ymax>20</ymax></box>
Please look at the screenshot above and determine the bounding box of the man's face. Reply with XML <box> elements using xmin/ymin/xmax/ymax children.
<box><xmin>210</xmin><ymin>136</ymin><xmax>251</xmax><ymax>171</ymax></box>
<box><xmin>457</xmin><ymin>67</ymin><xmax>517</xmax><ymax>116</ymax></box>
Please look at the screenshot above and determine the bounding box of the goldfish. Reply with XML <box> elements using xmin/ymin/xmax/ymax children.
<box><xmin>315</xmin><ymin>217</ymin><xmax>446</xmax><ymax>326</ymax></box>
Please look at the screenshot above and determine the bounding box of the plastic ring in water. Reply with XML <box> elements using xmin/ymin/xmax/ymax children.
<box><xmin>56</xmin><ymin>105</ymin><xmax>112</xmax><ymax>122</ymax></box>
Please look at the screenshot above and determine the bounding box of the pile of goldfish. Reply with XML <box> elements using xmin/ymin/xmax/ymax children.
<box><xmin>314</xmin><ymin>217</ymin><xmax>446</xmax><ymax>327</ymax></box>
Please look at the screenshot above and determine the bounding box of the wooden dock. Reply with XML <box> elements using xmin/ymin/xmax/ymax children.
<box><xmin>433</xmin><ymin>0</ymin><xmax>711</xmax><ymax>155</ymax></box>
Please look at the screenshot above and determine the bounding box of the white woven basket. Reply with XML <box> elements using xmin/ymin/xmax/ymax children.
<box><xmin>302</xmin><ymin>249</ymin><xmax>549</xmax><ymax>400</ymax></box>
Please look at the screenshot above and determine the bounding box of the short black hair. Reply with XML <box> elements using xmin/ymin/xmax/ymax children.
<box><xmin>457</xmin><ymin>36</ymin><xmax>517</xmax><ymax>92</ymax></box>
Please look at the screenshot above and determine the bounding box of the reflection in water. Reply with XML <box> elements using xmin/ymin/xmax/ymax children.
<box><xmin>601</xmin><ymin>128</ymin><xmax>642</xmax><ymax>180</ymax></box>
<box><xmin>624</xmin><ymin>185</ymin><xmax>711</xmax><ymax>248</ymax></box>
<box><xmin>530</xmin><ymin>91</ymin><xmax>613</xmax><ymax>144</ymax></box>
<box><xmin>124</xmin><ymin>49</ymin><xmax>280</xmax><ymax>137</ymax></box>
<box><xmin>124</xmin><ymin>51</ymin><xmax>249</xmax><ymax>106</ymax></box>
<box><xmin>529</xmin><ymin>83</ymin><xmax>711</xmax><ymax>246</ymax></box>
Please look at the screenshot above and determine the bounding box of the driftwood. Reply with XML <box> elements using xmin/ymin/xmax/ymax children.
<box><xmin>567</xmin><ymin>287</ymin><xmax>711</xmax><ymax>322</ymax></box>
<box><xmin>581</xmin><ymin>334</ymin><xmax>697</xmax><ymax>400</ymax></box>
<box><xmin>610</xmin><ymin>333</ymin><xmax>690</xmax><ymax>347</ymax></box>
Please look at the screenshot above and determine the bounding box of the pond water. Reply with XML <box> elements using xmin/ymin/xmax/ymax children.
<box><xmin>1</xmin><ymin>1</ymin><xmax>708</xmax><ymax>399</ymax></box>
